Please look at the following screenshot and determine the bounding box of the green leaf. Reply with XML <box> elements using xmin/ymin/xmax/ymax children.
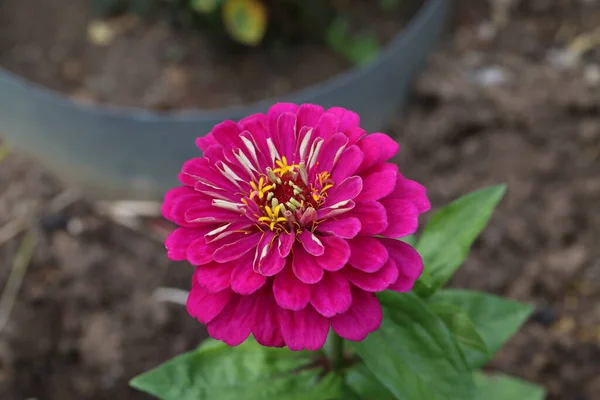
<box><xmin>416</xmin><ymin>185</ymin><xmax>506</xmax><ymax>295</ymax></box>
<box><xmin>346</xmin><ymin>364</ymin><xmax>396</xmax><ymax>400</ymax></box>
<box><xmin>325</xmin><ymin>17</ymin><xmax>380</xmax><ymax>65</ymax></box>
<box><xmin>430</xmin><ymin>303</ymin><xmax>489</xmax><ymax>368</ymax></box>
<box><xmin>222</xmin><ymin>0</ymin><xmax>267</xmax><ymax>46</ymax></box>
<box><xmin>130</xmin><ymin>337</ymin><xmax>341</xmax><ymax>400</ymax></box>
<box><xmin>475</xmin><ymin>372</ymin><xmax>546</xmax><ymax>400</ymax></box>
<box><xmin>350</xmin><ymin>292</ymin><xmax>475</xmax><ymax>400</ymax></box>
<box><xmin>432</xmin><ymin>289</ymin><xmax>533</xmax><ymax>367</ymax></box>
<box><xmin>345</xmin><ymin>33</ymin><xmax>380</xmax><ymax>65</ymax></box>
<box><xmin>190</xmin><ymin>0</ymin><xmax>220</xmax><ymax>13</ymax></box>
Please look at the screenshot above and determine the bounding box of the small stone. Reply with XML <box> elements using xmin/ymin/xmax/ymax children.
<box><xmin>87</xmin><ymin>20</ymin><xmax>117</xmax><ymax>46</ymax></box>
<box><xmin>584</xmin><ymin>64</ymin><xmax>600</xmax><ymax>86</ymax></box>
<box><xmin>547</xmin><ymin>48</ymin><xmax>580</xmax><ymax>69</ymax></box>
<box><xmin>470</xmin><ymin>66</ymin><xmax>510</xmax><ymax>87</ymax></box>
<box><xmin>39</xmin><ymin>211</ymin><xmax>69</xmax><ymax>233</ymax></box>
<box><xmin>530</xmin><ymin>309</ymin><xmax>558</xmax><ymax>327</ymax></box>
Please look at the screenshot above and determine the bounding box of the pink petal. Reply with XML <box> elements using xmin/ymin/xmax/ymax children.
<box><xmin>331</xmin><ymin>288</ymin><xmax>382</xmax><ymax>341</ymax></box>
<box><xmin>163</xmin><ymin>188</ymin><xmax>210</xmax><ymax>227</ymax></box>
<box><xmin>276</xmin><ymin>112</ymin><xmax>297</xmax><ymax>160</ymax></box>
<box><xmin>195</xmin><ymin>262</ymin><xmax>234</xmax><ymax>292</ymax></box>
<box><xmin>325</xmin><ymin>176</ymin><xmax>363</xmax><ymax>207</ymax></box>
<box><xmin>316</xmin><ymin>200</ymin><xmax>356</xmax><ymax>220</ymax></box>
<box><xmin>379</xmin><ymin>199</ymin><xmax>420</xmax><ymax>238</ymax></box>
<box><xmin>211</xmin><ymin>120</ymin><xmax>243</xmax><ymax>150</ymax></box>
<box><xmin>326</xmin><ymin>107</ymin><xmax>360</xmax><ymax>135</ymax></box>
<box><xmin>273</xmin><ymin>266</ymin><xmax>311</xmax><ymax>311</ymax></box>
<box><xmin>331</xmin><ymin>145</ymin><xmax>364</xmax><ymax>183</ymax></box>
<box><xmin>343</xmin><ymin>258</ymin><xmax>399</xmax><ymax>292</ymax></box>
<box><xmin>346</xmin><ymin>201</ymin><xmax>388</xmax><ymax>235</ymax></box>
<box><xmin>267</xmin><ymin>103</ymin><xmax>299</xmax><ymax>143</ymax></box>
<box><xmin>345</xmin><ymin>127</ymin><xmax>367</xmax><ymax>145</ymax></box>
<box><xmin>314</xmin><ymin>112</ymin><xmax>340</xmax><ymax>141</ymax></box>
<box><xmin>254</xmin><ymin>231</ymin><xmax>287</xmax><ymax>276</ymax></box>
<box><xmin>230</xmin><ymin>254</ymin><xmax>267</xmax><ymax>295</ymax></box>
<box><xmin>185</xmin><ymin>158</ymin><xmax>240</xmax><ymax>193</ymax></box>
<box><xmin>207</xmin><ymin>294</ymin><xmax>256</xmax><ymax>346</ymax></box>
<box><xmin>316</xmin><ymin>217</ymin><xmax>361</xmax><ymax>239</ymax></box>
<box><xmin>239</xmin><ymin>115</ymin><xmax>271</xmax><ymax>168</ymax></box>
<box><xmin>278</xmin><ymin>231</ymin><xmax>295</xmax><ymax>258</ymax></box>
<box><xmin>357</xmin><ymin>133</ymin><xmax>400</xmax><ymax>172</ymax></box>
<box><xmin>380</xmin><ymin>239</ymin><xmax>424</xmax><ymax>292</ymax></box>
<box><xmin>348</xmin><ymin>236</ymin><xmax>389</xmax><ymax>272</ymax></box>
<box><xmin>278</xmin><ymin>306</ymin><xmax>330</xmax><ymax>351</ymax></box>
<box><xmin>297</xmin><ymin>230</ymin><xmax>325</xmax><ymax>256</ymax></box>
<box><xmin>213</xmin><ymin>233</ymin><xmax>261</xmax><ymax>263</ymax></box>
<box><xmin>356</xmin><ymin>163</ymin><xmax>399</xmax><ymax>202</ymax></box>
<box><xmin>185</xmin><ymin>204</ymin><xmax>241</xmax><ymax>224</ymax></box>
<box><xmin>165</xmin><ymin>228</ymin><xmax>203</xmax><ymax>260</ymax></box>
<box><xmin>251</xmin><ymin>288</ymin><xmax>285</xmax><ymax>347</ymax></box>
<box><xmin>186</xmin><ymin>284</ymin><xmax>233</xmax><ymax>324</ymax></box>
<box><xmin>292</xmin><ymin>245</ymin><xmax>324</xmax><ymax>284</ymax></box>
<box><xmin>316</xmin><ymin>235</ymin><xmax>350</xmax><ymax>271</ymax></box>
<box><xmin>310</xmin><ymin>272</ymin><xmax>352</xmax><ymax>317</ymax></box>
<box><xmin>195</xmin><ymin>133</ymin><xmax>217</xmax><ymax>152</ymax></box>
<box><xmin>178</xmin><ymin>157</ymin><xmax>207</xmax><ymax>186</ymax></box>
<box><xmin>318</xmin><ymin>132</ymin><xmax>350</xmax><ymax>173</ymax></box>
<box><xmin>296</xmin><ymin>104</ymin><xmax>324</xmax><ymax>130</ymax></box>
<box><xmin>187</xmin><ymin>237</ymin><xmax>217</xmax><ymax>265</ymax></box>
<box><xmin>387</xmin><ymin>175</ymin><xmax>432</xmax><ymax>213</ymax></box>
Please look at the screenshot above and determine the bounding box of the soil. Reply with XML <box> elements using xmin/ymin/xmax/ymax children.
<box><xmin>2</xmin><ymin>0</ymin><xmax>600</xmax><ymax>399</ymax></box>
<box><xmin>0</xmin><ymin>0</ymin><xmax>419</xmax><ymax>111</ymax></box>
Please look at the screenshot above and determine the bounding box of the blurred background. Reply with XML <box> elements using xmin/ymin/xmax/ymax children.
<box><xmin>1</xmin><ymin>0</ymin><xmax>600</xmax><ymax>399</ymax></box>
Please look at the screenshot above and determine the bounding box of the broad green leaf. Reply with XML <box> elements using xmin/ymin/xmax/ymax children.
<box><xmin>341</xmin><ymin>384</ymin><xmax>366</xmax><ymax>400</ymax></box>
<box><xmin>222</xmin><ymin>0</ymin><xmax>267</xmax><ymax>46</ymax></box>
<box><xmin>416</xmin><ymin>185</ymin><xmax>506</xmax><ymax>295</ymax></box>
<box><xmin>346</xmin><ymin>364</ymin><xmax>395</xmax><ymax>400</ymax></box>
<box><xmin>432</xmin><ymin>289</ymin><xmax>533</xmax><ymax>367</ymax></box>
<box><xmin>344</xmin><ymin>33</ymin><xmax>380</xmax><ymax>65</ymax></box>
<box><xmin>430</xmin><ymin>303</ymin><xmax>489</xmax><ymax>368</ymax></box>
<box><xmin>325</xmin><ymin>17</ymin><xmax>380</xmax><ymax>65</ymax></box>
<box><xmin>190</xmin><ymin>0</ymin><xmax>220</xmax><ymax>13</ymax></box>
<box><xmin>350</xmin><ymin>292</ymin><xmax>475</xmax><ymax>400</ymax></box>
<box><xmin>475</xmin><ymin>372</ymin><xmax>546</xmax><ymax>400</ymax></box>
<box><xmin>130</xmin><ymin>337</ymin><xmax>341</xmax><ymax>400</ymax></box>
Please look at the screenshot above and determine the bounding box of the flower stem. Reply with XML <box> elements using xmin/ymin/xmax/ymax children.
<box><xmin>330</xmin><ymin>333</ymin><xmax>345</xmax><ymax>371</ymax></box>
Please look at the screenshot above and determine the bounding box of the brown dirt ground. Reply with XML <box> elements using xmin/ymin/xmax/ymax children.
<box><xmin>2</xmin><ymin>0</ymin><xmax>600</xmax><ymax>399</ymax></box>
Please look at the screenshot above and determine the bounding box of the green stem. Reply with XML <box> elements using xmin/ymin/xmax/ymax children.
<box><xmin>330</xmin><ymin>334</ymin><xmax>345</xmax><ymax>371</ymax></box>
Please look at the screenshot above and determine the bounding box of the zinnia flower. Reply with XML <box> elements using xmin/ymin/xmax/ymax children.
<box><xmin>162</xmin><ymin>103</ymin><xmax>430</xmax><ymax>351</ymax></box>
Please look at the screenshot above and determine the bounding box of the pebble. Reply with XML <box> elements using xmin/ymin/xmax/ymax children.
<box><xmin>531</xmin><ymin>309</ymin><xmax>558</xmax><ymax>327</ymax></box>
<box><xmin>470</xmin><ymin>66</ymin><xmax>510</xmax><ymax>87</ymax></box>
<box><xmin>583</xmin><ymin>64</ymin><xmax>600</xmax><ymax>86</ymax></box>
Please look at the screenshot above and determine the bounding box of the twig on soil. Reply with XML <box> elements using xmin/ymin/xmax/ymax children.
<box><xmin>0</xmin><ymin>143</ymin><xmax>10</xmax><ymax>164</ymax></box>
<box><xmin>0</xmin><ymin>217</ymin><xmax>28</xmax><ymax>248</ymax></box>
<box><xmin>0</xmin><ymin>189</ymin><xmax>81</xmax><ymax>247</ymax></box>
<box><xmin>0</xmin><ymin>229</ymin><xmax>37</xmax><ymax>332</ymax></box>
<box><xmin>94</xmin><ymin>200</ymin><xmax>165</xmax><ymax>243</ymax></box>
<box><xmin>152</xmin><ymin>287</ymin><xmax>189</xmax><ymax>306</ymax></box>
<box><xmin>567</xmin><ymin>26</ymin><xmax>600</xmax><ymax>59</ymax></box>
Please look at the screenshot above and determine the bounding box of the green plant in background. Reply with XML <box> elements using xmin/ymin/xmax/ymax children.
<box><xmin>130</xmin><ymin>184</ymin><xmax>546</xmax><ymax>400</ymax></box>
<box><xmin>89</xmin><ymin>0</ymin><xmax>400</xmax><ymax>64</ymax></box>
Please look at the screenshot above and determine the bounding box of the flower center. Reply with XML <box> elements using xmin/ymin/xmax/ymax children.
<box><xmin>244</xmin><ymin>157</ymin><xmax>334</xmax><ymax>232</ymax></box>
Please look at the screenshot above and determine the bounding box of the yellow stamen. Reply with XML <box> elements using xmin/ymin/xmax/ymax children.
<box><xmin>258</xmin><ymin>204</ymin><xmax>287</xmax><ymax>231</ymax></box>
<box><xmin>273</xmin><ymin>156</ymin><xmax>298</xmax><ymax>176</ymax></box>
